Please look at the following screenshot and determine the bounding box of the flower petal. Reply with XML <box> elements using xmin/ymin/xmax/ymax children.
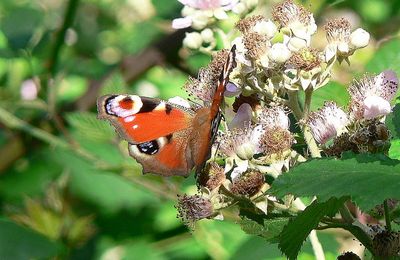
<box><xmin>363</xmin><ymin>95</ymin><xmax>391</xmax><ymax>119</ymax></box>
<box><xmin>172</xmin><ymin>17</ymin><xmax>192</xmax><ymax>29</ymax></box>
<box><xmin>229</xmin><ymin>103</ymin><xmax>252</xmax><ymax>129</ymax></box>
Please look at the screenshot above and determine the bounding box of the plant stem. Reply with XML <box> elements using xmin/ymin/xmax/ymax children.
<box><xmin>339</xmin><ymin>204</ymin><xmax>354</xmax><ymax>223</ymax></box>
<box><xmin>309</xmin><ymin>230</ymin><xmax>325</xmax><ymax>260</ymax></box>
<box><xmin>47</xmin><ymin>0</ymin><xmax>80</xmax><ymax>77</ymax></box>
<box><xmin>0</xmin><ymin>107</ymin><xmax>96</xmax><ymax>162</ymax></box>
<box><xmin>384</xmin><ymin>199</ymin><xmax>392</xmax><ymax>231</ymax></box>
<box><xmin>288</xmin><ymin>90</ymin><xmax>321</xmax><ymax>158</ymax></box>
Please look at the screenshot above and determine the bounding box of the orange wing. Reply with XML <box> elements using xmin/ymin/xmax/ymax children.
<box><xmin>97</xmin><ymin>95</ymin><xmax>194</xmax><ymax>144</ymax></box>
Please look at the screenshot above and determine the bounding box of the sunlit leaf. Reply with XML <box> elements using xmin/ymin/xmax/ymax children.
<box><xmin>270</xmin><ymin>153</ymin><xmax>400</xmax><ymax>211</ymax></box>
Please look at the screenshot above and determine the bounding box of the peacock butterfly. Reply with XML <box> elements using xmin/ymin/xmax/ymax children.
<box><xmin>97</xmin><ymin>45</ymin><xmax>236</xmax><ymax>177</ymax></box>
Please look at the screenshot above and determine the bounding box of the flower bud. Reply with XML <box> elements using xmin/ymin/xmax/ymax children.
<box><xmin>183</xmin><ymin>32</ymin><xmax>203</xmax><ymax>49</ymax></box>
<box><xmin>268</xmin><ymin>43</ymin><xmax>291</xmax><ymax>63</ymax></box>
<box><xmin>200</xmin><ymin>28</ymin><xmax>214</xmax><ymax>43</ymax></box>
<box><xmin>350</xmin><ymin>28</ymin><xmax>370</xmax><ymax>49</ymax></box>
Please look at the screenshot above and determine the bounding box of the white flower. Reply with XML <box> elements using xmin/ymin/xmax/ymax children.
<box><xmin>172</xmin><ymin>0</ymin><xmax>240</xmax><ymax>30</ymax></box>
<box><xmin>272</xmin><ymin>0</ymin><xmax>316</xmax><ymax>47</ymax></box>
<box><xmin>324</xmin><ymin>18</ymin><xmax>370</xmax><ymax>62</ymax></box>
<box><xmin>218</xmin><ymin>123</ymin><xmax>265</xmax><ymax>159</ymax></box>
<box><xmin>258</xmin><ymin>106</ymin><xmax>290</xmax><ymax>130</ymax></box>
<box><xmin>349</xmin><ymin>70</ymin><xmax>399</xmax><ymax>120</ymax></box>
<box><xmin>268</xmin><ymin>43</ymin><xmax>291</xmax><ymax>63</ymax></box>
<box><xmin>201</xmin><ymin>28</ymin><xmax>214</xmax><ymax>42</ymax></box>
<box><xmin>253</xmin><ymin>20</ymin><xmax>277</xmax><ymax>39</ymax></box>
<box><xmin>307</xmin><ymin>102</ymin><xmax>349</xmax><ymax>144</ymax></box>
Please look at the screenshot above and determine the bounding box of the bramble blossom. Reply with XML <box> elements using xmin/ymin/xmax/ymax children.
<box><xmin>307</xmin><ymin>102</ymin><xmax>349</xmax><ymax>144</ymax></box>
<box><xmin>348</xmin><ymin>70</ymin><xmax>398</xmax><ymax>120</ymax></box>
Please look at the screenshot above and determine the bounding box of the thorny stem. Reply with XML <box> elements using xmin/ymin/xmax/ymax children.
<box><xmin>384</xmin><ymin>199</ymin><xmax>392</xmax><ymax>231</ymax></box>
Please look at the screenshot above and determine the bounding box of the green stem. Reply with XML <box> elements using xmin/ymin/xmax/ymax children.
<box><xmin>384</xmin><ymin>199</ymin><xmax>392</xmax><ymax>231</ymax></box>
<box><xmin>303</xmin><ymin>89</ymin><xmax>321</xmax><ymax>158</ymax></box>
<box><xmin>0</xmin><ymin>107</ymin><xmax>96</xmax><ymax>162</ymax></box>
<box><xmin>287</xmin><ymin>90</ymin><xmax>303</xmax><ymax>121</ymax></box>
<box><xmin>339</xmin><ymin>204</ymin><xmax>354</xmax><ymax>223</ymax></box>
<box><xmin>47</xmin><ymin>0</ymin><xmax>80</xmax><ymax>76</ymax></box>
<box><xmin>288</xmin><ymin>90</ymin><xmax>321</xmax><ymax>158</ymax></box>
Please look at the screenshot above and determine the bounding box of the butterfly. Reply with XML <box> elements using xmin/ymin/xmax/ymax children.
<box><xmin>97</xmin><ymin>45</ymin><xmax>236</xmax><ymax>177</ymax></box>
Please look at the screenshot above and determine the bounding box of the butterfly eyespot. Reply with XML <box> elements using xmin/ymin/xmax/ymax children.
<box><xmin>137</xmin><ymin>140</ymin><xmax>159</xmax><ymax>155</ymax></box>
<box><xmin>105</xmin><ymin>95</ymin><xmax>143</xmax><ymax>117</ymax></box>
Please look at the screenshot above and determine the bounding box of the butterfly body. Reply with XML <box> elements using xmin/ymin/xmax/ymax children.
<box><xmin>97</xmin><ymin>46</ymin><xmax>236</xmax><ymax>177</ymax></box>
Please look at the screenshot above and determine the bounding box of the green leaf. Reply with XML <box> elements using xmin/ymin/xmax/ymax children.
<box><xmin>238</xmin><ymin>216</ymin><xmax>289</xmax><ymax>243</ymax></box>
<box><xmin>0</xmin><ymin>219</ymin><xmax>60</xmax><ymax>260</ymax></box>
<box><xmin>389</xmin><ymin>139</ymin><xmax>400</xmax><ymax>160</ymax></box>
<box><xmin>1</xmin><ymin>7</ymin><xmax>42</xmax><ymax>51</ymax></box>
<box><xmin>100</xmin><ymin>72</ymin><xmax>128</xmax><ymax>96</ymax></box>
<box><xmin>366</xmin><ymin>39</ymin><xmax>400</xmax><ymax>76</ymax></box>
<box><xmin>269</xmin><ymin>153</ymin><xmax>400</xmax><ymax>211</ymax></box>
<box><xmin>52</xmin><ymin>149</ymin><xmax>157</xmax><ymax>214</ymax></box>
<box><xmin>310</xmin><ymin>81</ymin><xmax>349</xmax><ymax>111</ymax></box>
<box><xmin>278</xmin><ymin>197</ymin><xmax>346</xmax><ymax>260</ymax></box>
<box><xmin>66</xmin><ymin>112</ymin><xmax>115</xmax><ymax>142</ymax></box>
<box><xmin>386</xmin><ymin>103</ymin><xmax>400</xmax><ymax>139</ymax></box>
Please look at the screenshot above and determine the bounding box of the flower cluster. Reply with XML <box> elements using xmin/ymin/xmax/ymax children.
<box><xmin>171</xmin><ymin>0</ymin><xmax>399</xmax><ymax>232</ymax></box>
<box><xmin>173</xmin><ymin>0</ymin><xmax>258</xmax><ymax>52</ymax></box>
<box><xmin>306</xmin><ymin>71</ymin><xmax>398</xmax><ymax>151</ymax></box>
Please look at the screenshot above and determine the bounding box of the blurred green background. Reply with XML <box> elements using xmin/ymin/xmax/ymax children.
<box><xmin>0</xmin><ymin>0</ymin><xmax>399</xmax><ymax>259</ymax></box>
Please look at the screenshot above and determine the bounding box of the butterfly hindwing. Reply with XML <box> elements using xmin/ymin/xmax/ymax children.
<box><xmin>128</xmin><ymin>129</ymin><xmax>194</xmax><ymax>177</ymax></box>
<box><xmin>97</xmin><ymin>94</ymin><xmax>194</xmax><ymax>143</ymax></box>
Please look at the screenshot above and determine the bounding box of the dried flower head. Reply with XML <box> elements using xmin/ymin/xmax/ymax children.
<box><xmin>324</xmin><ymin>18</ymin><xmax>351</xmax><ymax>46</ymax></box>
<box><xmin>236</xmin><ymin>15</ymin><xmax>265</xmax><ymax>34</ymax></box>
<box><xmin>176</xmin><ymin>194</ymin><xmax>214</xmax><ymax>229</ymax></box>
<box><xmin>197</xmin><ymin>162</ymin><xmax>226</xmax><ymax>190</ymax></box>
<box><xmin>307</xmin><ymin>102</ymin><xmax>349</xmax><ymax>144</ymax></box>
<box><xmin>184</xmin><ymin>68</ymin><xmax>215</xmax><ymax>104</ymax></box>
<box><xmin>348</xmin><ymin>71</ymin><xmax>398</xmax><ymax>120</ymax></box>
<box><xmin>323</xmin><ymin>133</ymin><xmax>357</xmax><ymax>157</ymax></box>
<box><xmin>272</xmin><ymin>0</ymin><xmax>311</xmax><ymax>28</ymax></box>
<box><xmin>350</xmin><ymin>120</ymin><xmax>391</xmax><ymax>153</ymax></box>
<box><xmin>372</xmin><ymin>230</ymin><xmax>400</xmax><ymax>258</ymax></box>
<box><xmin>231</xmin><ymin>171</ymin><xmax>264</xmax><ymax>196</ymax></box>
<box><xmin>243</xmin><ymin>32</ymin><xmax>268</xmax><ymax>60</ymax></box>
<box><xmin>209</xmin><ymin>49</ymin><xmax>230</xmax><ymax>82</ymax></box>
<box><xmin>286</xmin><ymin>48</ymin><xmax>321</xmax><ymax>71</ymax></box>
<box><xmin>260</xmin><ymin>126</ymin><xmax>294</xmax><ymax>156</ymax></box>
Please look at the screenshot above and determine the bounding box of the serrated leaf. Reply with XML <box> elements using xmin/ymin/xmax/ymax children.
<box><xmin>278</xmin><ymin>197</ymin><xmax>346</xmax><ymax>260</ymax></box>
<box><xmin>269</xmin><ymin>153</ymin><xmax>400</xmax><ymax>211</ymax></box>
<box><xmin>66</xmin><ymin>112</ymin><xmax>115</xmax><ymax>142</ymax></box>
<box><xmin>100</xmin><ymin>72</ymin><xmax>128</xmax><ymax>96</ymax></box>
<box><xmin>238</xmin><ymin>216</ymin><xmax>289</xmax><ymax>243</ymax></box>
